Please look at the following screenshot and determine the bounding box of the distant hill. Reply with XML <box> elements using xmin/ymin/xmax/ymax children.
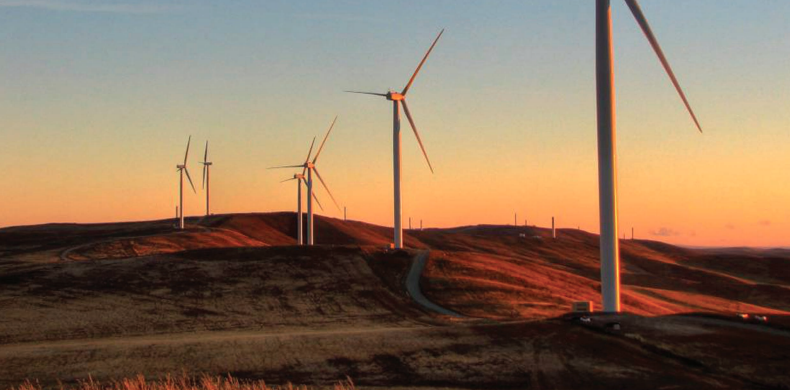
<box><xmin>2</xmin><ymin>211</ymin><xmax>789</xmax><ymax>319</ymax></box>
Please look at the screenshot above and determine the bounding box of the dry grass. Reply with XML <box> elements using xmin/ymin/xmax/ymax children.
<box><xmin>10</xmin><ymin>375</ymin><xmax>355</xmax><ymax>390</ymax></box>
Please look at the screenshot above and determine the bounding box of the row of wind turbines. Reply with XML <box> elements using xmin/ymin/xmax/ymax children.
<box><xmin>266</xmin><ymin>29</ymin><xmax>445</xmax><ymax>248</ymax></box>
<box><xmin>171</xmin><ymin>0</ymin><xmax>703</xmax><ymax>314</ymax></box>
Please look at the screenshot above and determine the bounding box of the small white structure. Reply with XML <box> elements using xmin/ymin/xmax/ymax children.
<box><xmin>572</xmin><ymin>301</ymin><xmax>594</xmax><ymax>313</ymax></box>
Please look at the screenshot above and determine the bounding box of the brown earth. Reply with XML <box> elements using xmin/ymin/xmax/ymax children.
<box><xmin>1</xmin><ymin>212</ymin><xmax>789</xmax><ymax>389</ymax></box>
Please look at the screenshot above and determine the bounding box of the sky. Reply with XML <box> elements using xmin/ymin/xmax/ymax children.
<box><xmin>0</xmin><ymin>0</ymin><xmax>789</xmax><ymax>247</ymax></box>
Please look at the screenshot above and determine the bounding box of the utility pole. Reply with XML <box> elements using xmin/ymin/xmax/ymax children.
<box><xmin>552</xmin><ymin>217</ymin><xmax>556</xmax><ymax>239</ymax></box>
<box><xmin>344</xmin><ymin>206</ymin><xmax>347</xmax><ymax>221</ymax></box>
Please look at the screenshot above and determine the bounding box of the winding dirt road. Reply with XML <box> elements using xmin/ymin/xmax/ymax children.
<box><xmin>405</xmin><ymin>250</ymin><xmax>463</xmax><ymax>317</ymax></box>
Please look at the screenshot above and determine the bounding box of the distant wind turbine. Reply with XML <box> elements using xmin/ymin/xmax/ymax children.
<box><xmin>176</xmin><ymin>136</ymin><xmax>196</xmax><ymax>230</ymax></box>
<box><xmin>552</xmin><ymin>217</ymin><xmax>556</xmax><ymax>239</ymax></box>
<box><xmin>271</xmin><ymin>117</ymin><xmax>340</xmax><ymax>245</ymax></box>
<box><xmin>595</xmin><ymin>0</ymin><xmax>702</xmax><ymax>312</ymax></box>
<box><xmin>280</xmin><ymin>172</ymin><xmax>311</xmax><ymax>245</ymax></box>
<box><xmin>200</xmin><ymin>141</ymin><xmax>213</xmax><ymax>216</ymax></box>
<box><xmin>346</xmin><ymin>29</ymin><xmax>444</xmax><ymax>249</ymax></box>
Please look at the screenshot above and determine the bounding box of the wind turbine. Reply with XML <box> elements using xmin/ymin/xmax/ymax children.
<box><xmin>595</xmin><ymin>0</ymin><xmax>702</xmax><ymax>312</ymax></box>
<box><xmin>346</xmin><ymin>29</ymin><xmax>443</xmax><ymax>249</ymax></box>
<box><xmin>271</xmin><ymin>117</ymin><xmax>340</xmax><ymax>245</ymax></box>
<box><xmin>176</xmin><ymin>136</ymin><xmax>196</xmax><ymax>230</ymax></box>
<box><xmin>200</xmin><ymin>141</ymin><xmax>213</xmax><ymax>217</ymax></box>
<box><xmin>280</xmin><ymin>172</ymin><xmax>308</xmax><ymax>245</ymax></box>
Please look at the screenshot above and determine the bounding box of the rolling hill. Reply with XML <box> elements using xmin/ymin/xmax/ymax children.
<box><xmin>1</xmin><ymin>212</ymin><xmax>789</xmax><ymax>389</ymax></box>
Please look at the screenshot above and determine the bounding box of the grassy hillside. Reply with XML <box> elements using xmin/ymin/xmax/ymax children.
<box><xmin>1</xmin><ymin>213</ymin><xmax>789</xmax><ymax>389</ymax></box>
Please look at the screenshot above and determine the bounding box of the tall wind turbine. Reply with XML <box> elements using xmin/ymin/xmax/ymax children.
<box><xmin>346</xmin><ymin>29</ymin><xmax>443</xmax><ymax>249</ymax></box>
<box><xmin>176</xmin><ymin>136</ymin><xmax>196</xmax><ymax>230</ymax></box>
<box><xmin>595</xmin><ymin>0</ymin><xmax>702</xmax><ymax>312</ymax></box>
<box><xmin>200</xmin><ymin>141</ymin><xmax>213</xmax><ymax>216</ymax></box>
<box><xmin>271</xmin><ymin>117</ymin><xmax>340</xmax><ymax>245</ymax></box>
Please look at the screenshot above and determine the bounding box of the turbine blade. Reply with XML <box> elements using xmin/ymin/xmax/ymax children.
<box><xmin>184</xmin><ymin>167</ymin><xmax>196</xmax><ymax>193</ymax></box>
<box><xmin>311</xmin><ymin>191</ymin><xmax>325</xmax><ymax>211</ymax></box>
<box><xmin>267</xmin><ymin>164</ymin><xmax>303</xmax><ymax>169</ymax></box>
<box><xmin>344</xmin><ymin>90</ymin><xmax>387</xmax><ymax>97</ymax></box>
<box><xmin>312</xmin><ymin>116</ymin><xmax>338</xmax><ymax>164</ymax></box>
<box><xmin>304</xmin><ymin>136</ymin><xmax>317</xmax><ymax>164</ymax></box>
<box><xmin>313</xmin><ymin>167</ymin><xmax>340</xmax><ymax>211</ymax></box>
<box><xmin>401</xmin><ymin>99</ymin><xmax>434</xmax><ymax>173</ymax></box>
<box><xmin>401</xmin><ymin>29</ymin><xmax>444</xmax><ymax>96</ymax></box>
<box><xmin>202</xmin><ymin>164</ymin><xmax>207</xmax><ymax>189</ymax></box>
<box><xmin>203</xmin><ymin>140</ymin><xmax>208</xmax><ymax>162</ymax></box>
<box><xmin>625</xmin><ymin>0</ymin><xmax>702</xmax><ymax>133</ymax></box>
<box><xmin>280</xmin><ymin>177</ymin><xmax>297</xmax><ymax>183</ymax></box>
<box><xmin>183</xmin><ymin>135</ymin><xmax>191</xmax><ymax>165</ymax></box>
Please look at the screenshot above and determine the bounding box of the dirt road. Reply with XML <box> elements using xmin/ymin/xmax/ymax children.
<box><xmin>405</xmin><ymin>251</ymin><xmax>462</xmax><ymax>317</ymax></box>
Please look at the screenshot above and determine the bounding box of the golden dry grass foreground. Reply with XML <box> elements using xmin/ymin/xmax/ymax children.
<box><xmin>12</xmin><ymin>374</ymin><xmax>355</xmax><ymax>390</ymax></box>
<box><xmin>1</xmin><ymin>212</ymin><xmax>790</xmax><ymax>389</ymax></box>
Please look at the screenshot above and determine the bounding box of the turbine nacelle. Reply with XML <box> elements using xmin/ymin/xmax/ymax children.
<box><xmin>387</xmin><ymin>92</ymin><xmax>405</xmax><ymax>101</ymax></box>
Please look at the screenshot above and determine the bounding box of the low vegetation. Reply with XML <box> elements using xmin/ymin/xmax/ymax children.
<box><xmin>10</xmin><ymin>375</ymin><xmax>355</xmax><ymax>390</ymax></box>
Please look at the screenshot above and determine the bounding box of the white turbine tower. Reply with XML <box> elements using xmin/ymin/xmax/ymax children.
<box><xmin>280</xmin><ymin>172</ymin><xmax>307</xmax><ymax>245</ymax></box>
<box><xmin>176</xmin><ymin>136</ymin><xmax>196</xmax><ymax>230</ymax></box>
<box><xmin>595</xmin><ymin>0</ymin><xmax>702</xmax><ymax>312</ymax></box>
<box><xmin>271</xmin><ymin>117</ymin><xmax>340</xmax><ymax>245</ymax></box>
<box><xmin>200</xmin><ymin>141</ymin><xmax>213</xmax><ymax>217</ymax></box>
<box><xmin>346</xmin><ymin>29</ymin><xmax>443</xmax><ymax>249</ymax></box>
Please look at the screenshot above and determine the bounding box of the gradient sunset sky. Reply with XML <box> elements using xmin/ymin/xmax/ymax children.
<box><xmin>1</xmin><ymin>0</ymin><xmax>788</xmax><ymax>247</ymax></box>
